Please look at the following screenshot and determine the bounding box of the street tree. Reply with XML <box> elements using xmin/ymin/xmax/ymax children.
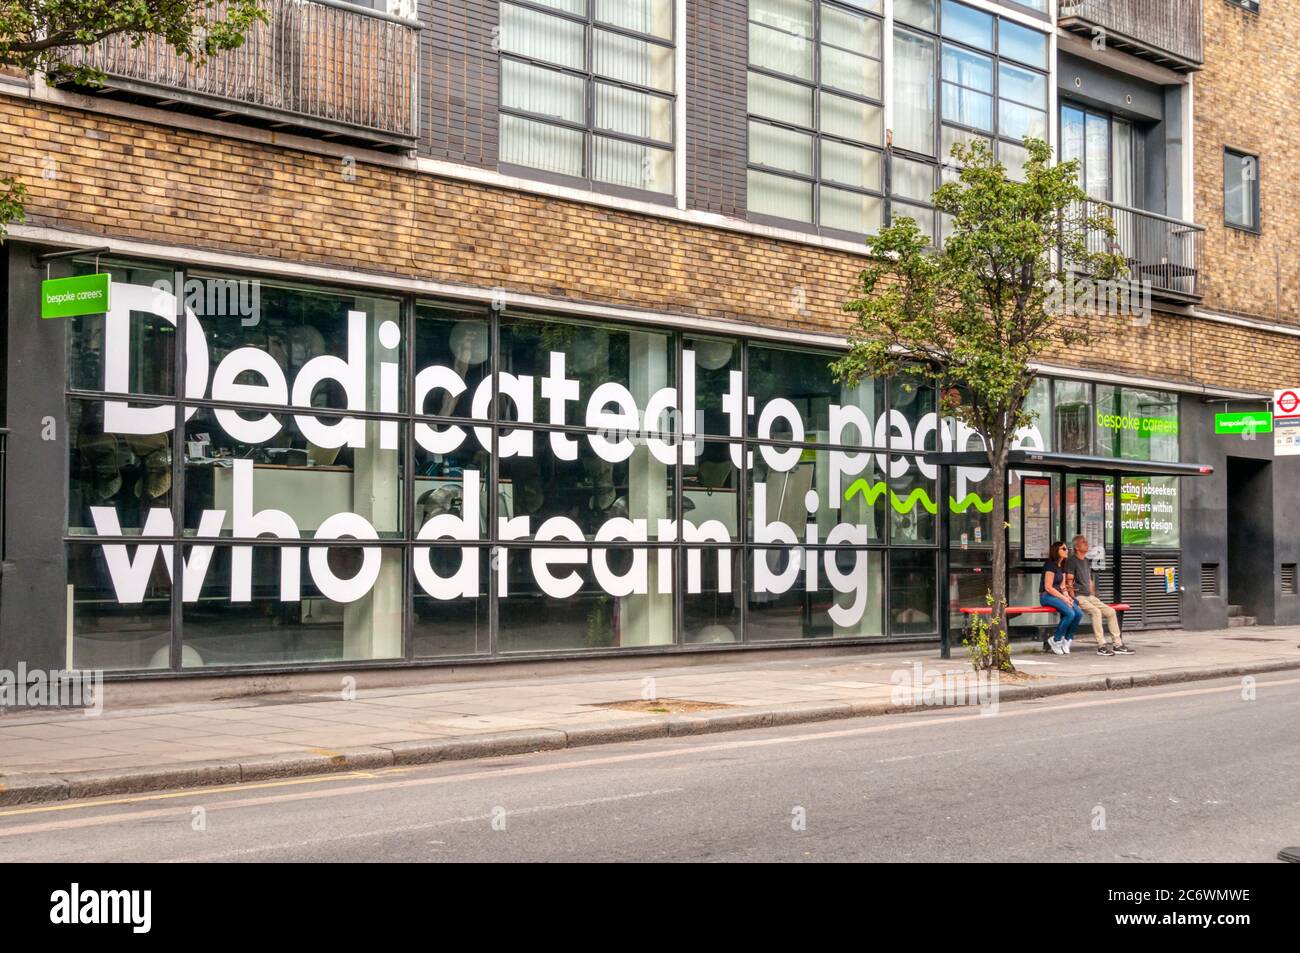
<box><xmin>832</xmin><ymin>137</ymin><xmax>1126</xmax><ymax>672</ymax></box>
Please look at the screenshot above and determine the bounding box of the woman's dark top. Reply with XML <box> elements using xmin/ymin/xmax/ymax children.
<box><xmin>1040</xmin><ymin>560</ymin><xmax>1066</xmax><ymax>595</ymax></box>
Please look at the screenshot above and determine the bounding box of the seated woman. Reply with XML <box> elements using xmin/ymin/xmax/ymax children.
<box><xmin>1040</xmin><ymin>540</ymin><xmax>1083</xmax><ymax>656</ymax></box>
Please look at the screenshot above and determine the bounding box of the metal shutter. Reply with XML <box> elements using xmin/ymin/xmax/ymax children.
<box><xmin>1143</xmin><ymin>555</ymin><xmax>1182</xmax><ymax>627</ymax></box>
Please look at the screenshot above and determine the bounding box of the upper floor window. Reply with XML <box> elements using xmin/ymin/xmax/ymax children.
<box><xmin>1061</xmin><ymin>103</ymin><xmax>1135</xmax><ymax>207</ymax></box>
<box><xmin>497</xmin><ymin>1</ymin><xmax>676</xmax><ymax>197</ymax></box>
<box><xmin>745</xmin><ymin>0</ymin><xmax>886</xmax><ymax>236</ymax></box>
<box><xmin>1224</xmin><ymin>148</ymin><xmax>1260</xmax><ymax>232</ymax></box>
<box><xmin>892</xmin><ymin>0</ymin><xmax>1049</xmax><ymax>241</ymax></box>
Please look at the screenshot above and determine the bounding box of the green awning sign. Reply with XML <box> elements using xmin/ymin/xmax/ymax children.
<box><xmin>1215</xmin><ymin>411</ymin><xmax>1272</xmax><ymax>435</ymax></box>
<box><xmin>41</xmin><ymin>273</ymin><xmax>111</xmax><ymax>319</ymax></box>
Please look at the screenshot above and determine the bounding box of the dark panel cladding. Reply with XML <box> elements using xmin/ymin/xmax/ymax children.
<box><xmin>421</xmin><ymin>0</ymin><xmax>500</xmax><ymax>168</ymax></box>
<box><xmin>687</xmin><ymin>0</ymin><xmax>748</xmax><ymax>217</ymax></box>
<box><xmin>1</xmin><ymin>245</ymin><xmax>68</xmax><ymax>672</ymax></box>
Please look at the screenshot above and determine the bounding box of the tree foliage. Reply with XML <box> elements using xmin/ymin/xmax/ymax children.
<box><xmin>832</xmin><ymin>137</ymin><xmax>1127</xmax><ymax>670</ymax></box>
<box><xmin>0</xmin><ymin>0</ymin><xmax>265</xmax><ymax>82</ymax></box>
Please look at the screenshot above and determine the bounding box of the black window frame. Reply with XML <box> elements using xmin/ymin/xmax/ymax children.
<box><xmin>1058</xmin><ymin>100</ymin><xmax>1140</xmax><ymax>208</ymax></box>
<box><xmin>1223</xmin><ymin>146</ymin><xmax>1261</xmax><ymax>234</ymax></box>
<box><xmin>890</xmin><ymin>0</ymin><xmax>1051</xmax><ymax>243</ymax></box>
<box><xmin>496</xmin><ymin>0</ymin><xmax>679</xmax><ymax>204</ymax></box>
<box><xmin>744</xmin><ymin>0</ymin><xmax>888</xmax><ymax>241</ymax></box>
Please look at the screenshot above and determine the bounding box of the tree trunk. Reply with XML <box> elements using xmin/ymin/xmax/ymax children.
<box><xmin>986</xmin><ymin>436</ymin><xmax>1016</xmax><ymax>673</ymax></box>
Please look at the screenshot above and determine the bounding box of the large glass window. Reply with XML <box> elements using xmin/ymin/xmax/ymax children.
<box><xmin>498</xmin><ymin>0</ymin><xmax>676</xmax><ymax>196</ymax></box>
<box><xmin>747</xmin><ymin>0</ymin><xmax>886</xmax><ymax>234</ymax></box>
<box><xmin>1224</xmin><ymin>148</ymin><xmax>1260</xmax><ymax>232</ymax></box>
<box><xmin>1061</xmin><ymin>103</ymin><xmax>1136</xmax><ymax>206</ymax></box>
<box><xmin>890</xmin><ymin>1</ymin><xmax>1049</xmax><ymax>239</ymax></box>
<box><xmin>66</xmin><ymin>258</ymin><xmax>1015</xmax><ymax>669</ymax></box>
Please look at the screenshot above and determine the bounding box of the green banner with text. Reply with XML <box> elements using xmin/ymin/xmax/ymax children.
<box><xmin>41</xmin><ymin>273</ymin><xmax>111</xmax><ymax>319</ymax></box>
<box><xmin>1215</xmin><ymin>411</ymin><xmax>1272</xmax><ymax>435</ymax></box>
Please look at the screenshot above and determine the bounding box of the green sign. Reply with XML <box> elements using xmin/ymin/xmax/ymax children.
<box><xmin>1095</xmin><ymin>410</ymin><xmax>1178</xmax><ymax>437</ymax></box>
<box><xmin>1215</xmin><ymin>411</ymin><xmax>1272</xmax><ymax>435</ymax></box>
<box><xmin>41</xmin><ymin>273</ymin><xmax>111</xmax><ymax>319</ymax></box>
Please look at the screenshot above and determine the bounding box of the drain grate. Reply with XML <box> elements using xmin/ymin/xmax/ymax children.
<box><xmin>1279</xmin><ymin>847</ymin><xmax>1300</xmax><ymax>863</ymax></box>
<box><xmin>1226</xmin><ymin>636</ymin><xmax>1286</xmax><ymax>642</ymax></box>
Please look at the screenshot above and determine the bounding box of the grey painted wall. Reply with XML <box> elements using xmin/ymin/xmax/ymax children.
<box><xmin>1056</xmin><ymin>52</ymin><xmax>1185</xmax><ymax>219</ymax></box>
<box><xmin>1178</xmin><ymin>394</ymin><xmax>1300</xmax><ymax>630</ymax></box>
<box><xmin>1</xmin><ymin>243</ymin><xmax>71</xmax><ymax>671</ymax></box>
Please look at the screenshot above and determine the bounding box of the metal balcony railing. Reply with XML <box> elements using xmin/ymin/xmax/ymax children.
<box><xmin>1058</xmin><ymin>0</ymin><xmax>1203</xmax><ymax>71</ymax></box>
<box><xmin>1076</xmin><ymin>200</ymin><xmax>1204</xmax><ymax>300</ymax></box>
<box><xmin>75</xmin><ymin>0</ymin><xmax>419</xmax><ymax>147</ymax></box>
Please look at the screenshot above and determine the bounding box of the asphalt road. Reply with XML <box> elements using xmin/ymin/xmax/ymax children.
<box><xmin>1</xmin><ymin>675</ymin><xmax>1297</xmax><ymax>862</ymax></box>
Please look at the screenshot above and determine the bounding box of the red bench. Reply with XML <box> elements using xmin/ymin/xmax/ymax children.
<box><xmin>958</xmin><ymin>604</ymin><xmax>1131</xmax><ymax>649</ymax></box>
<box><xmin>958</xmin><ymin>604</ymin><xmax>1131</xmax><ymax>618</ymax></box>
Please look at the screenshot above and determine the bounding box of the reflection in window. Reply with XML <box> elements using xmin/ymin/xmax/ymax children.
<box><xmin>684</xmin><ymin>439</ymin><xmax>741</xmax><ymax>541</ymax></box>
<box><xmin>682</xmin><ymin>548</ymin><xmax>742</xmax><ymax>644</ymax></box>
<box><xmin>1023</xmin><ymin>376</ymin><xmax>1052</xmax><ymax>449</ymax></box>
<box><xmin>747</xmin><ymin>343</ymin><xmax>884</xmax><ymax>443</ymax></box>
<box><xmin>746</xmin><ymin>548</ymin><xmax>884</xmax><ymax>640</ymax></box>
<box><xmin>68</xmin><ymin>259</ymin><xmax>177</xmax><ymax>396</ymax></box>
<box><xmin>193</xmin><ymin>277</ymin><xmax>403</xmax><ymax>414</ymax></box>
<box><xmin>181</xmin><ymin>546</ymin><xmax>404</xmax><ymax>666</ymax></box>
<box><xmin>497</xmin><ymin>546</ymin><xmax>674</xmax><ymax>651</ymax></box>
<box><xmin>890</xmin><ymin>459</ymin><xmax>937</xmax><ymax>544</ymax></box>
<box><xmin>68</xmin><ymin>399</ymin><xmax>173</xmax><ymax>536</ymax></box>
<box><xmin>1061</xmin><ymin>104</ymin><xmax>1135</xmax><ymax>205</ymax></box>
<box><xmin>894</xmin><ymin>1</ymin><xmax>1050</xmax><ymax>235</ymax></box>
<box><xmin>750</xmin><ymin>448</ymin><xmax>886</xmax><ymax>543</ymax></box>
<box><xmin>499</xmin><ymin>314</ymin><xmax>676</xmax><ymax>430</ymax></box>
<box><xmin>497</xmin><ymin>434</ymin><xmax>676</xmax><ymax>539</ymax></box>
<box><xmin>413</xmin><ymin>548</ymin><xmax>491</xmax><ymax>657</ymax></box>
<box><xmin>498</xmin><ymin>0</ymin><xmax>676</xmax><ymax>195</ymax></box>
<box><xmin>69</xmin><ymin>544</ymin><xmax>171</xmax><ymax>671</ymax></box>
<box><xmin>182</xmin><ymin>407</ymin><xmax>404</xmax><ymax>539</ymax></box>
<box><xmin>890</xmin><ymin>548</ymin><xmax>936</xmax><ymax>635</ymax></box>
<box><xmin>415</xmin><ymin>304</ymin><xmax>490</xmax><ymax>420</ymax></box>
<box><xmin>1224</xmin><ymin>148</ymin><xmax>1260</xmax><ymax>231</ymax></box>
<box><xmin>1054</xmin><ymin>379</ymin><xmax>1092</xmax><ymax>455</ymax></box>
<box><xmin>687</xmin><ymin>335</ymin><xmax>742</xmax><ymax>437</ymax></box>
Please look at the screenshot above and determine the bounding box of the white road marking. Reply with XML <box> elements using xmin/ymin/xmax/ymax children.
<box><xmin>1</xmin><ymin>675</ymin><xmax>1296</xmax><ymax>839</ymax></box>
<box><xmin>165</xmin><ymin>788</ymin><xmax>685</xmax><ymax>862</ymax></box>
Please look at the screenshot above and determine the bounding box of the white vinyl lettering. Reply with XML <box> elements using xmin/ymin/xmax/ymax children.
<box><xmin>103</xmin><ymin>283</ymin><xmax>208</xmax><ymax>435</ymax></box>
<box><xmin>290</xmin><ymin>310</ymin><xmax>368</xmax><ymax>449</ymax></box>
<box><xmin>308</xmin><ymin>512</ymin><xmax>380</xmax><ymax>603</ymax></box>
<box><xmin>230</xmin><ymin>458</ymin><xmax>301</xmax><ymax>602</ymax></box>
<box><xmin>87</xmin><ymin>285</ymin><xmax>1057</xmax><ymax>629</ymax></box>
<box><xmin>414</xmin><ymin>470</ymin><xmax>481</xmax><ymax>599</ymax></box>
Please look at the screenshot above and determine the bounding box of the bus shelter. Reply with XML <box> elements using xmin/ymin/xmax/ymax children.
<box><xmin>921</xmin><ymin>449</ymin><xmax>1214</xmax><ymax>659</ymax></box>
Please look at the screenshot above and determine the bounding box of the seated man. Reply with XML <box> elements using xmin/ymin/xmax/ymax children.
<box><xmin>1066</xmin><ymin>534</ymin><xmax>1134</xmax><ymax>657</ymax></box>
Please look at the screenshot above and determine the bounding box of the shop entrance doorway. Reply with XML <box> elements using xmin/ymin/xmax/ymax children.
<box><xmin>1226</xmin><ymin>456</ymin><xmax>1273</xmax><ymax>625</ymax></box>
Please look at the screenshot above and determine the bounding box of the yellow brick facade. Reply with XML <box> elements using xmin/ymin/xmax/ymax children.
<box><xmin>1</xmin><ymin>94</ymin><xmax>1297</xmax><ymax>395</ymax></box>
<box><xmin>1195</xmin><ymin>0</ymin><xmax>1300</xmax><ymax>325</ymax></box>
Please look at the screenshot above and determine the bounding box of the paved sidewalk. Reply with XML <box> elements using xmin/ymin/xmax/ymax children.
<box><xmin>1</xmin><ymin>626</ymin><xmax>1298</xmax><ymax>805</ymax></box>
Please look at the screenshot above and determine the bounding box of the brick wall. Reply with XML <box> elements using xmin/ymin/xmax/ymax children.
<box><xmin>1</xmin><ymin>95</ymin><xmax>1297</xmax><ymax>394</ymax></box>
<box><xmin>1195</xmin><ymin>0</ymin><xmax>1300</xmax><ymax>325</ymax></box>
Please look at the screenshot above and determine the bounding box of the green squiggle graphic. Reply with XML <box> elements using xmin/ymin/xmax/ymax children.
<box><xmin>844</xmin><ymin>479</ymin><xmax>1024</xmax><ymax>515</ymax></box>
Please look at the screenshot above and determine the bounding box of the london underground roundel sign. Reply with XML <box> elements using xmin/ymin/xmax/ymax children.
<box><xmin>1273</xmin><ymin>388</ymin><xmax>1300</xmax><ymax>455</ymax></box>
